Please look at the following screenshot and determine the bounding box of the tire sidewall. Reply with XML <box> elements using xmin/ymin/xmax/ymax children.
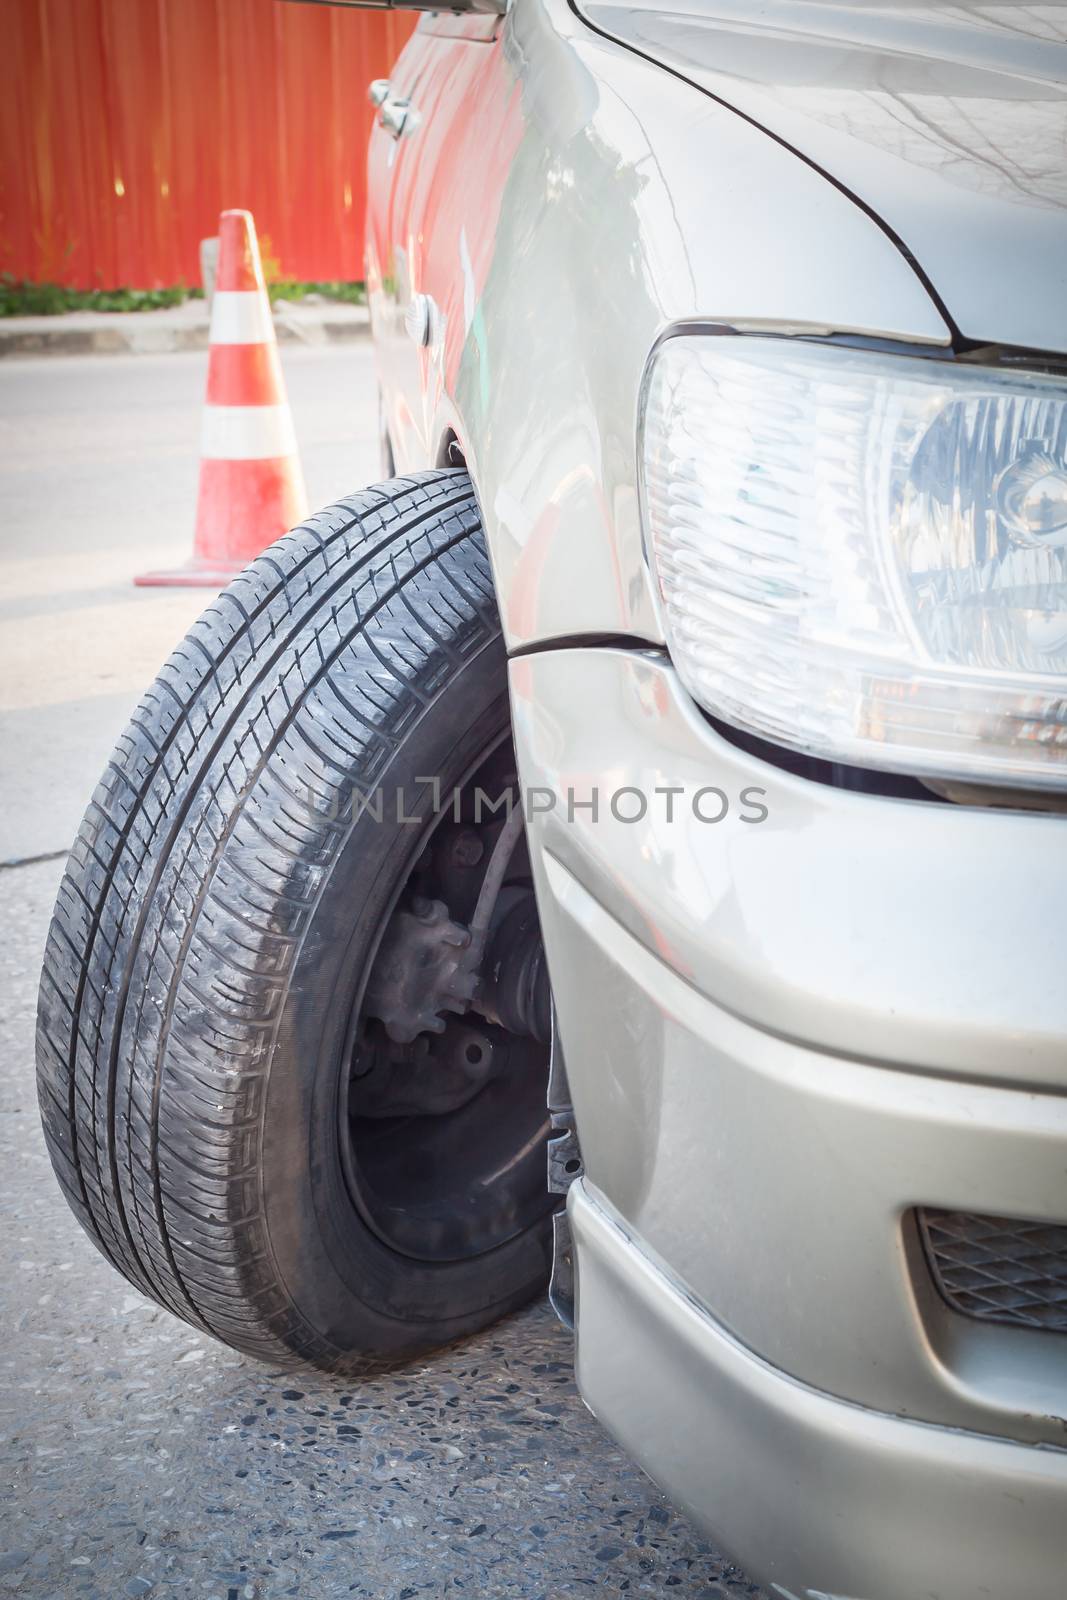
<box><xmin>258</xmin><ymin>636</ymin><xmax>551</xmax><ymax>1362</ymax></box>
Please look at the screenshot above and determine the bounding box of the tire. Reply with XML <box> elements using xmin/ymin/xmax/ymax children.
<box><xmin>36</xmin><ymin>470</ymin><xmax>553</xmax><ymax>1372</ymax></box>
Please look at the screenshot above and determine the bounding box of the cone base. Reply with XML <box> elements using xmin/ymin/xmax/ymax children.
<box><xmin>135</xmin><ymin>457</ymin><xmax>308</xmax><ymax>589</ymax></box>
<box><xmin>134</xmin><ymin>559</ymin><xmax>248</xmax><ymax>589</ymax></box>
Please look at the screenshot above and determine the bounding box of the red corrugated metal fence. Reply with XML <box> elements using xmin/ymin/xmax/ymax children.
<box><xmin>0</xmin><ymin>0</ymin><xmax>415</xmax><ymax>289</ymax></box>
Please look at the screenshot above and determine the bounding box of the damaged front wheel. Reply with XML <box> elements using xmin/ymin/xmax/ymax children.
<box><xmin>36</xmin><ymin>471</ymin><xmax>554</xmax><ymax>1371</ymax></box>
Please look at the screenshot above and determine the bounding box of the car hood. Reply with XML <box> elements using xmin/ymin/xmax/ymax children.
<box><xmin>574</xmin><ymin>0</ymin><xmax>1067</xmax><ymax>354</ymax></box>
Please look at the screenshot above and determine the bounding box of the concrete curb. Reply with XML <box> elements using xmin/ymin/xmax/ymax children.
<box><xmin>0</xmin><ymin>303</ymin><xmax>370</xmax><ymax>358</ymax></box>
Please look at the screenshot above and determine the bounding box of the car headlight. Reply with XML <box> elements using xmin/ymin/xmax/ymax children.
<box><xmin>640</xmin><ymin>334</ymin><xmax>1067</xmax><ymax>791</ymax></box>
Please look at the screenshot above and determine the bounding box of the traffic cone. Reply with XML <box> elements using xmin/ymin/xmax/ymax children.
<box><xmin>136</xmin><ymin>210</ymin><xmax>308</xmax><ymax>587</ymax></box>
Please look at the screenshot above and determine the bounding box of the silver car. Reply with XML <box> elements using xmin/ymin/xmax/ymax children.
<box><xmin>38</xmin><ymin>3</ymin><xmax>1067</xmax><ymax>1598</ymax></box>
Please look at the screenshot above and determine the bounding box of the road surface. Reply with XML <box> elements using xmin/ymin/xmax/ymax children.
<box><xmin>0</xmin><ymin>344</ymin><xmax>767</xmax><ymax>1599</ymax></box>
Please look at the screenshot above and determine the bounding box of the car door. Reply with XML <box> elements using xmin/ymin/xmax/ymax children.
<box><xmin>366</xmin><ymin>12</ymin><xmax>517</xmax><ymax>471</ymax></box>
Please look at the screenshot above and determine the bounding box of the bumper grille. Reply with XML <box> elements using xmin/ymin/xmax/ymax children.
<box><xmin>919</xmin><ymin>1209</ymin><xmax>1067</xmax><ymax>1334</ymax></box>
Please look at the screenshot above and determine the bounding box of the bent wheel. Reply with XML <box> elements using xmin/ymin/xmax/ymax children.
<box><xmin>37</xmin><ymin>470</ymin><xmax>554</xmax><ymax>1371</ymax></box>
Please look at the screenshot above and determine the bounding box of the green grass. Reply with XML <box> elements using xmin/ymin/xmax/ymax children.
<box><xmin>0</xmin><ymin>278</ymin><xmax>202</xmax><ymax>316</ymax></box>
<box><xmin>267</xmin><ymin>279</ymin><xmax>365</xmax><ymax>307</ymax></box>
<box><xmin>0</xmin><ymin>275</ymin><xmax>365</xmax><ymax>317</ymax></box>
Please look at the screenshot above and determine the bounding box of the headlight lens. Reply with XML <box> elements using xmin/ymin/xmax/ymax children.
<box><xmin>640</xmin><ymin>335</ymin><xmax>1067</xmax><ymax>790</ymax></box>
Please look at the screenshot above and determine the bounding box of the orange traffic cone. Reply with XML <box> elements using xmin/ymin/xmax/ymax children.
<box><xmin>136</xmin><ymin>210</ymin><xmax>308</xmax><ymax>587</ymax></box>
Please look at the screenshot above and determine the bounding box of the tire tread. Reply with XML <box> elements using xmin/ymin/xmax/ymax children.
<box><xmin>36</xmin><ymin>471</ymin><xmax>494</xmax><ymax>1366</ymax></box>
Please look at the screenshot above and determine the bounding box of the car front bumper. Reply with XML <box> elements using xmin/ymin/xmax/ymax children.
<box><xmin>571</xmin><ymin>1176</ymin><xmax>1067</xmax><ymax>1600</ymax></box>
<box><xmin>509</xmin><ymin>645</ymin><xmax>1067</xmax><ymax>1600</ymax></box>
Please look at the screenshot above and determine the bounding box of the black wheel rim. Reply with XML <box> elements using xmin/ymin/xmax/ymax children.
<box><xmin>337</xmin><ymin>734</ymin><xmax>553</xmax><ymax>1264</ymax></box>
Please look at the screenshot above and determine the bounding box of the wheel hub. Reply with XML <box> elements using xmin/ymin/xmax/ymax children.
<box><xmin>363</xmin><ymin>896</ymin><xmax>478</xmax><ymax>1044</ymax></box>
<box><xmin>362</xmin><ymin>811</ymin><xmax>551</xmax><ymax>1050</ymax></box>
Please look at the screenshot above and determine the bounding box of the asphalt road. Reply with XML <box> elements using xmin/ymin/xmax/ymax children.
<box><xmin>0</xmin><ymin>345</ymin><xmax>380</xmax><ymax>865</ymax></box>
<box><xmin>0</xmin><ymin>346</ymin><xmax>768</xmax><ymax>1599</ymax></box>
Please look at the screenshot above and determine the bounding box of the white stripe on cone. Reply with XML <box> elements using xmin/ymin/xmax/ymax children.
<box><xmin>200</xmin><ymin>404</ymin><xmax>298</xmax><ymax>460</ymax></box>
<box><xmin>209</xmin><ymin>289</ymin><xmax>275</xmax><ymax>346</ymax></box>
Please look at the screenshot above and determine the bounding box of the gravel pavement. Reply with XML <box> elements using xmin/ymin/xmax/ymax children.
<box><xmin>1</xmin><ymin>858</ymin><xmax>765</xmax><ymax>1598</ymax></box>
